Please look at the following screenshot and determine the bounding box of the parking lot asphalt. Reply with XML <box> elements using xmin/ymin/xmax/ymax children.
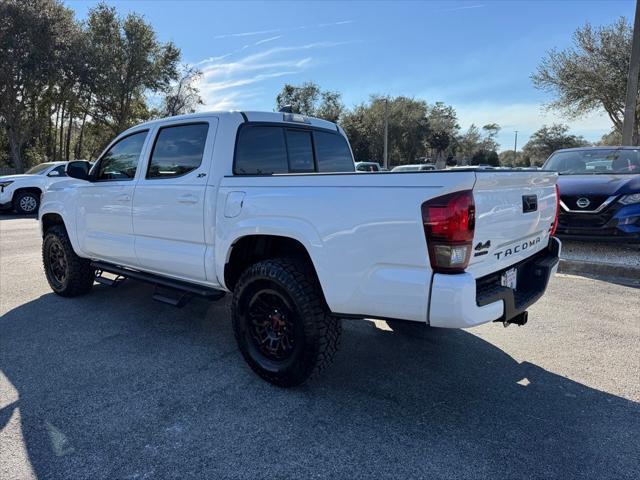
<box><xmin>1</xmin><ymin>216</ymin><xmax>639</xmax><ymax>480</ymax></box>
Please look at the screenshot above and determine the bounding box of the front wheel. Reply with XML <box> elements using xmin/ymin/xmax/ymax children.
<box><xmin>43</xmin><ymin>225</ymin><xmax>95</xmax><ymax>297</ymax></box>
<box><xmin>14</xmin><ymin>190</ymin><xmax>40</xmax><ymax>214</ymax></box>
<box><xmin>231</xmin><ymin>258</ymin><xmax>341</xmax><ymax>387</ymax></box>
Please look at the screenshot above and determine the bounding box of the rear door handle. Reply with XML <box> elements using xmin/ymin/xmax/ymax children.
<box><xmin>177</xmin><ymin>194</ymin><xmax>198</xmax><ymax>204</ymax></box>
<box><xmin>115</xmin><ymin>194</ymin><xmax>130</xmax><ymax>203</ymax></box>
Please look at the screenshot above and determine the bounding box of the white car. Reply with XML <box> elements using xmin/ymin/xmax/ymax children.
<box><xmin>391</xmin><ymin>163</ymin><xmax>436</xmax><ymax>172</ymax></box>
<box><xmin>0</xmin><ymin>161</ymin><xmax>80</xmax><ymax>214</ymax></box>
<box><xmin>355</xmin><ymin>161</ymin><xmax>382</xmax><ymax>172</ymax></box>
<box><xmin>39</xmin><ymin>111</ymin><xmax>560</xmax><ymax>386</ymax></box>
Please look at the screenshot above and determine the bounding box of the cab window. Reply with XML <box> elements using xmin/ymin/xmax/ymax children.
<box><xmin>95</xmin><ymin>131</ymin><xmax>148</xmax><ymax>181</ymax></box>
<box><xmin>285</xmin><ymin>129</ymin><xmax>315</xmax><ymax>172</ymax></box>
<box><xmin>147</xmin><ymin>123</ymin><xmax>209</xmax><ymax>179</ymax></box>
<box><xmin>314</xmin><ymin>131</ymin><xmax>355</xmax><ymax>173</ymax></box>
<box><xmin>234</xmin><ymin>126</ymin><xmax>288</xmax><ymax>175</ymax></box>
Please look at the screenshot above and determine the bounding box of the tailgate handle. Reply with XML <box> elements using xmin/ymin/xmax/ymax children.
<box><xmin>522</xmin><ymin>195</ymin><xmax>538</xmax><ymax>213</ymax></box>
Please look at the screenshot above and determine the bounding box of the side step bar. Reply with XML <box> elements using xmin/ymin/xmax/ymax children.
<box><xmin>91</xmin><ymin>261</ymin><xmax>226</xmax><ymax>304</ymax></box>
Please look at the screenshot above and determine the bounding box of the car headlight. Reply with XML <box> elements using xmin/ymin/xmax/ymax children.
<box><xmin>0</xmin><ymin>180</ymin><xmax>14</xmax><ymax>192</ymax></box>
<box><xmin>619</xmin><ymin>193</ymin><xmax>640</xmax><ymax>205</ymax></box>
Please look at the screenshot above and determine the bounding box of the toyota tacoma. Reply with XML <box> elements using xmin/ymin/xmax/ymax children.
<box><xmin>39</xmin><ymin>111</ymin><xmax>561</xmax><ymax>386</ymax></box>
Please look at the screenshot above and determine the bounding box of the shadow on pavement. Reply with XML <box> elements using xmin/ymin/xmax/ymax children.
<box><xmin>0</xmin><ymin>280</ymin><xmax>638</xmax><ymax>479</ymax></box>
<box><xmin>0</xmin><ymin>213</ymin><xmax>37</xmax><ymax>221</ymax></box>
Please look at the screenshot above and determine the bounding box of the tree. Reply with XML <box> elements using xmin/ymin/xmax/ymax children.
<box><xmin>86</xmin><ymin>4</ymin><xmax>180</xmax><ymax>136</ymax></box>
<box><xmin>480</xmin><ymin>123</ymin><xmax>501</xmax><ymax>152</ymax></box>
<box><xmin>340</xmin><ymin>95</ymin><xmax>429</xmax><ymax>166</ymax></box>
<box><xmin>498</xmin><ymin>150</ymin><xmax>529</xmax><ymax>167</ymax></box>
<box><xmin>455</xmin><ymin>123</ymin><xmax>500</xmax><ymax>166</ymax></box>
<box><xmin>598</xmin><ymin>129</ymin><xmax>623</xmax><ymax>146</ymax></box>
<box><xmin>426</xmin><ymin>102</ymin><xmax>459</xmax><ymax>168</ymax></box>
<box><xmin>275</xmin><ymin>82</ymin><xmax>344</xmax><ymax>122</ymax></box>
<box><xmin>158</xmin><ymin>64</ymin><xmax>203</xmax><ymax>117</ymax></box>
<box><xmin>314</xmin><ymin>90</ymin><xmax>344</xmax><ymax>123</ymax></box>
<box><xmin>0</xmin><ymin>0</ymin><xmax>77</xmax><ymax>171</ymax></box>
<box><xmin>457</xmin><ymin>124</ymin><xmax>482</xmax><ymax>164</ymax></box>
<box><xmin>532</xmin><ymin>18</ymin><xmax>637</xmax><ymax>142</ymax></box>
<box><xmin>471</xmin><ymin>149</ymin><xmax>500</xmax><ymax>167</ymax></box>
<box><xmin>522</xmin><ymin>124</ymin><xmax>590</xmax><ymax>166</ymax></box>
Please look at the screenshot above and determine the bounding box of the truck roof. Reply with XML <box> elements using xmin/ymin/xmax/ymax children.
<box><xmin>125</xmin><ymin>110</ymin><xmax>339</xmax><ymax>135</ymax></box>
<box><xmin>554</xmin><ymin>146</ymin><xmax>640</xmax><ymax>152</ymax></box>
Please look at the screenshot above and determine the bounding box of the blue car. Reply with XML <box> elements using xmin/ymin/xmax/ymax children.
<box><xmin>542</xmin><ymin>147</ymin><xmax>640</xmax><ymax>243</ymax></box>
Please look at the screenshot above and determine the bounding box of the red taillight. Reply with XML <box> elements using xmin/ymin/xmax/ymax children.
<box><xmin>421</xmin><ymin>190</ymin><xmax>475</xmax><ymax>273</ymax></box>
<box><xmin>550</xmin><ymin>184</ymin><xmax>560</xmax><ymax>236</ymax></box>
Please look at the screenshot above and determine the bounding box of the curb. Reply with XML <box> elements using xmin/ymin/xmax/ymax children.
<box><xmin>558</xmin><ymin>258</ymin><xmax>640</xmax><ymax>285</ymax></box>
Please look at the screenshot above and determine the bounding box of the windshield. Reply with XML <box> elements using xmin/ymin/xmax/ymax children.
<box><xmin>543</xmin><ymin>149</ymin><xmax>640</xmax><ymax>174</ymax></box>
<box><xmin>25</xmin><ymin>163</ymin><xmax>56</xmax><ymax>175</ymax></box>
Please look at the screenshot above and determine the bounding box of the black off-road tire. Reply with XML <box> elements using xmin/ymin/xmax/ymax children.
<box><xmin>43</xmin><ymin>225</ymin><xmax>95</xmax><ymax>297</ymax></box>
<box><xmin>232</xmin><ymin>258</ymin><xmax>341</xmax><ymax>387</ymax></box>
<box><xmin>13</xmin><ymin>190</ymin><xmax>40</xmax><ymax>215</ymax></box>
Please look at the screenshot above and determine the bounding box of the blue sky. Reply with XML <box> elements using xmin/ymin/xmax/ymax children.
<box><xmin>68</xmin><ymin>0</ymin><xmax>635</xmax><ymax>150</ymax></box>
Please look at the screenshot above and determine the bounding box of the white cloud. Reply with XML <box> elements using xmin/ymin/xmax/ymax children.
<box><xmin>194</xmin><ymin>42</ymin><xmax>347</xmax><ymax>111</ymax></box>
<box><xmin>199</xmin><ymin>71</ymin><xmax>298</xmax><ymax>94</ymax></box>
<box><xmin>213</xmin><ymin>28</ymin><xmax>282</xmax><ymax>40</ymax></box>
<box><xmin>317</xmin><ymin>20</ymin><xmax>354</xmax><ymax>27</ymax></box>
<box><xmin>212</xmin><ymin>20</ymin><xmax>354</xmax><ymax>40</ymax></box>
<box><xmin>254</xmin><ymin>35</ymin><xmax>283</xmax><ymax>46</ymax></box>
<box><xmin>436</xmin><ymin>4</ymin><xmax>485</xmax><ymax>13</ymax></box>
<box><xmin>201</xmin><ymin>89</ymin><xmax>265</xmax><ymax>111</ymax></box>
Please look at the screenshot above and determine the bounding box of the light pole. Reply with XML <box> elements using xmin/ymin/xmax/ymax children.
<box><xmin>514</xmin><ymin>130</ymin><xmax>518</xmax><ymax>157</ymax></box>
<box><xmin>623</xmin><ymin>0</ymin><xmax>640</xmax><ymax>145</ymax></box>
<box><xmin>383</xmin><ymin>98</ymin><xmax>389</xmax><ymax>169</ymax></box>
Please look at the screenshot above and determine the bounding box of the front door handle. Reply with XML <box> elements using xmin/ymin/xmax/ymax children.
<box><xmin>115</xmin><ymin>194</ymin><xmax>130</xmax><ymax>203</ymax></box>
<box><xmin>177</xmin><ymin>194</ymin><xmax>198</xmax><ymax>204</ymax></box>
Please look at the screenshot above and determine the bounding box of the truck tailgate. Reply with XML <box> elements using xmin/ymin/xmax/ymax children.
<box><xmin>467</xmin><ymin>170</ymin><xmax>558</xmax><ymax>278</ymax></box>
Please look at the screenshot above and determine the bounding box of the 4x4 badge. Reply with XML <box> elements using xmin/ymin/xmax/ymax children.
<box><xmin>475</xmin><ymin>240</ymin><xmax>491</xmax><ymax>251</ymax></box>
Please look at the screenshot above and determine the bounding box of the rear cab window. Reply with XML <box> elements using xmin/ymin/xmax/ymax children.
<box><xmin>314</xmin><ymin>131</ymin><xmax>354</xmax><ymax>173</ymax></box>
<box><xmin>235</xmin><ymin>126</ymin><xmax>288</xmax><ymax>175</ymax></box>
<box><xmin>285</xmin><ymin>129</ymin><xmax>315</xmax><ymax>172</ymax></box>
<box><xmin>234</xmin><ymin>123</ymin><xmax>354</xmax><ymax>175</ymax></box>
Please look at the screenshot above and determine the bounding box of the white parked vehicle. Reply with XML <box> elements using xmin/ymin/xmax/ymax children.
<box><xmin>392</xmin><ymin>163</ymin><xmax>436</xmax><ymax>172</ymax></box>
<box><xmin>355</xmin><ymin>161</ymin><xmax>382</xmax><ymax>172</ymax></box>
<box><xmin>0</xmin><ymin>161</ymin><xmax>83</xmax><ymax>214</ymax></box>
<box><xmin>39</xmin><ymin>111</ymin><xmax>561</xmax><ymax>386</ymax></box>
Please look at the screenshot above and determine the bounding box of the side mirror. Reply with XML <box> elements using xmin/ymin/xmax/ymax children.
<box><xmin>47</xmin><ymin>170</ymin><xmax>60</xmax><ymax>177</ymax></box>
<box><xmin>66</xmin><ymin>161</ymin><xmax>90</xmax><ymax>180</ymax></box>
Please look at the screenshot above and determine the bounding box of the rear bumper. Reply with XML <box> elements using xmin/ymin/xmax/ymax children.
<box><xmin>429</xmin><ymin>237</ymin><xmax>561</xmax><ymax>328</ymax></box>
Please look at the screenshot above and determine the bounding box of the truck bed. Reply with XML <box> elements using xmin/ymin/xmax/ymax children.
<box><xmin>216</xmin><ymin>169</ymin><xmax>558</xmax><ymax>324</ymax></box>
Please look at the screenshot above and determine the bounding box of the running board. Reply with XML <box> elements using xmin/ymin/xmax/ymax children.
<box><xmin>152</xmin><ymin>285</ymin><xmax>191</xmax><ymax>308</ymax></box>
<box><xmin>95</xmin><ymin>269</ymin><xmax>126</xmax><ymax>287</ymax></box>
<box><xmin>91</xmin><ymin>261</ymin><xmax>226</xmax><ymax>304</ymax></box>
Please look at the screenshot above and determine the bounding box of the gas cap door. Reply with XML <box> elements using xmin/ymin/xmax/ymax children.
<box><xmin>224</xmin><ymin>191</ymin><xmax>245</xmax><ymax>218</ymax></box>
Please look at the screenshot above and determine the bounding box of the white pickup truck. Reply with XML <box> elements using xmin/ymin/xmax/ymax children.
<box><xmin>0</xmin><ymin>161</ymin><xmax>74</xmax><ymax>214</ymax></box>
<box><xmin>39</xmin><ymin>111</ymin><xmax>561</xmax><ymax>386</ymax></box>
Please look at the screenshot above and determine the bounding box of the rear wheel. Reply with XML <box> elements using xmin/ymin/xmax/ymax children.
<box><xmin>43</xmin><ymin>225</ymin><xmax>95</xmax><ymax>297</ymax></box>
<box><xmin>232</xmin><ymin>258</ymin><xmax>341</xmax><ymax>387</ymax></box>
<box><xmin>14</xmin><ymin>190</ymin><xmax>40</xmax><ymax>214</ymax></box>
